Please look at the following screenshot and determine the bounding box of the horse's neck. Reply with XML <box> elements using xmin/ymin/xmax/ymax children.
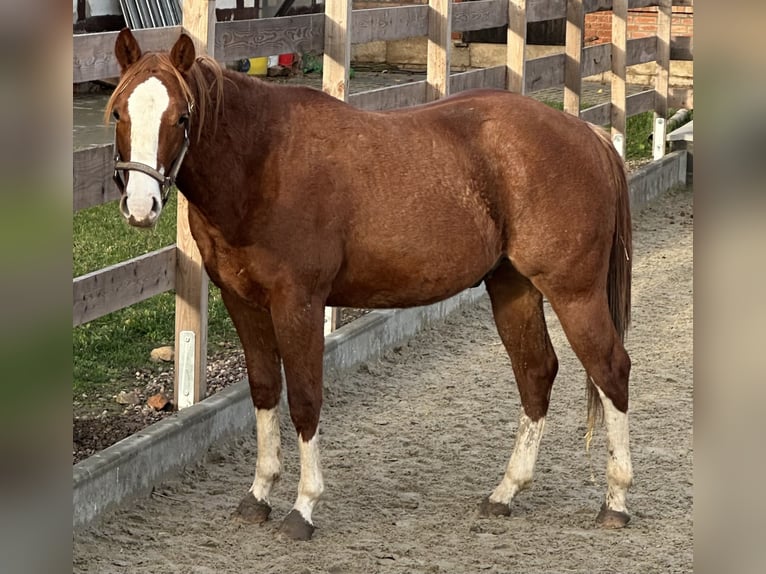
<box><xmin>179</xmin><ymin>68</ymin><xmax>275</xmax><ymax>218</ymax></box>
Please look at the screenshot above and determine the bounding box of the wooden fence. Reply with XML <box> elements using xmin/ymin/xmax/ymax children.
<box><xmin>73</xmin><ymin>0</ymin><xmax>693</xmax><ymax>407</ymax></box>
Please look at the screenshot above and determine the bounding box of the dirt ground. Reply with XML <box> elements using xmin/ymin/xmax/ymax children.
<box><xmin>73</xmin><ymin>186</ymin><xmax>693</xmax><ymax>573</ymax></box>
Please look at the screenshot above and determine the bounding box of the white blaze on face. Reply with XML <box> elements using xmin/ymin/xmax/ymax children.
<box><xmin>125</xmin><ymin>76</ymin><xmax>169</xmax><ymax>222</ymax></box>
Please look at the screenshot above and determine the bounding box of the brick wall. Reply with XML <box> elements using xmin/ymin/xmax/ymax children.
<box><xmin>585</xmin><ymin>4</ymin><xmax>694</xmax><ymax>45</ymax></box>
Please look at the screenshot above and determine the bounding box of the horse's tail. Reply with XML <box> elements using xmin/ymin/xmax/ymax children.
<box><xmin>585</xmin><ymin>124</ymin><xmax>632</xmax><ymax>447</ymax></box>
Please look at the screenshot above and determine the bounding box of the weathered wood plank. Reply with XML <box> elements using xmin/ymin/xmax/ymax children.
<box><xmin>507</xmin><ymin>0</ymin><xmax>528</xmax><ymax>93</ymax></box>
<box><xmin>655</xmin><ymin>0</ymin><xmax>672</xmax><ymax>123</ymax></box>
<box><xmin>452</xmin><ymin>0</ymin><xmax>507</xmax><ymax>33</ymax></box>
<box><xmin>215</xmin><ymin>14</ymin><xmax>325</xmax><ymax>61</ymax></box>
<box><xmin>581</xmin><ymin>42</ymin><xmax>610</xmax><ymax>77</ymax></box>
<box><xmin>73</xmin><ymin>27</ymin><xmax>183</xmax><ymax>84</ymax></box>
<box><xmin>73</xmin><ymin>246</ymin><xmax>176</xmax><ymax>327</ymax></box>
<box><xmin>628</xmin><ymin>35</ymin><xmax>657</xmax><ymax>66</ymax></box>
<box><xmin>525</xmin><ymin>52</ymin><xmax>564</xmax><ymax>93</ymax></box>
<box><xmin>450</xmin><ymin>65</ymin><xmax>506</xmax><ymax>93</ymax></box>
<box><xmin>628</xmin><ymin>88</ymin><xmax>656</xmax><ymax>116</ymax></box>
<box><xmin>348</xmin><ymin>80</ymin><xmax>428</xmax><ymax>111</ymax></box>
<box><xmin>351</xmin><ymin>6</ymin><xmax>428</xmax><ymax>44</ymax></box>
<box><xmin>526</xmin><ymin>0</ymin><xmax>662</xmax><ymax>24</ymax></box>
<box><xmin>579</xmin><ymin>87</ymin><xmax>654</xmax><ymax>126</ymax></box>
<box><xmin>323</xmin><ymin>0</ymin><xmax>353</xmax><ymax>333</ymax></box>
<box><xmin>564</xmin><ymin>0</ymin><xmax>584</xmax><ymax>115</ymax></box>
<box><xmin>73</xmin><ymin>144</ymin><xmax>119</xmax><ymax>212</ymax></box>
<box><xmin>178</xmin><ymin>0</ymin><xmax>212</xmax><ymax>406</ymax></box>
<box><xmin>611</xmin><ymin>0</ymin><xmax>628</xmax><ymax>156</ymax></box>
<box><xmin>427</xmin><ymin>0</ymin><xmax>453</xmax><ymax>101</ymax></box>
<box><xmin>324</xmin><ymin>0</ymin><xmax>352</xmax><ymax>101</ymax></box>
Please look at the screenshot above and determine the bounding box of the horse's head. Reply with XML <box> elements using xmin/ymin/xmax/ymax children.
<box><xmin>110</xmin><ymin>29</ymin><xmax>196</xmax><ymax>228</ymax></box>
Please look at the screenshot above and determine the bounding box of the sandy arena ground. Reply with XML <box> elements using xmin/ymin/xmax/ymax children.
<box><xmin>73</xmin><ymin>186</ymin><xmax>693</xmax><ymax>573</ymax></box>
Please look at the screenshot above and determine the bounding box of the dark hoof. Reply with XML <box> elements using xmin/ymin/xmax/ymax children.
<box><xmin>235</xmin><ymin>494</ymin><xmax>272</xmax><ymax>524</ymax></box>
<box><xmin>279</xmin><ymin>509</ymin><xmax>315</xmax><ymax>541</ymax></box>
<box><xmin>596</xmin><ymin>503</ymin><xmax>631</xmax><ymax>528</ymax></box>
<box><xmin>478</xmin><ymin>496</ymin><xmax>511</xmax><ymax>518</ymax></box>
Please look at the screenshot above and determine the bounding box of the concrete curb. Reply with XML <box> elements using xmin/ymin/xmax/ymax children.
<box><xmin>73</xmin><ymin>150</ymin><xmax>688</xmax><ymax>528</ymax></box>
<box><xmin>629</xmin><ymin>150</ymin><xmax>688</xmax><ymax>211</ymax></box>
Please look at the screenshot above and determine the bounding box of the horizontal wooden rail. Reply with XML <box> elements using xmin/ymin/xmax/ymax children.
<box><xmin>73</xmin><ymin>26</ymin><xmax>183</xmax><ymax>84</ymax></box>
<box><xmin>580</xmin><ymin>88</ymin><xmax>655</xmax><ymax>125</ymax></box>
<box><xmin>74</xmin><ymin>144</ymin><xmax>119</xmax><ymax>211</ymax></box>
<box><xmin>73</xmin><ymin>246</ymin><xmax>176</xmax><ymax>327</ymax></box>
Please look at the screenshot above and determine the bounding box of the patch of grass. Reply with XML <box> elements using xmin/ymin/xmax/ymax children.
<box><xmin>73</xmin><ymin>192</ymin><xmax>237</xmax><ymax>398</ymax></box>
<box><xmin>625</xmin><ymin>110</ymin><xmax>654</xmax><ymax>160</ymax></box>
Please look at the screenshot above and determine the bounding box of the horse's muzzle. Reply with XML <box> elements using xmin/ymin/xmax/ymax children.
<box><xmin>120</xmin><ymin>193</ymin><xmax>160</xmax><ymax>228</ymax></box>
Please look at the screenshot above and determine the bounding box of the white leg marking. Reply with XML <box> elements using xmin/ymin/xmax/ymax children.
<box><xmin>489</xmin><ymin>414</ymin><xmax>546</xmax><ymax>505</ymax></box>
<box><xmin>597</xmin><ymin>388</ymin><xmax>633</xmax><ymax>513</ymax></box>
<box><xmin>249</xmin><ymin>407</ymin><xmax>282</xmax><ymax>503</ymax></box>
<box><xmin>126</xmin><ymin>77</ymin><xmax>169</xmax><ymax>221</ymax></box>
<box><xmin>292</xmin><ymin>434</ymin><xmax>324</xmax><ymax>525</ymax></box>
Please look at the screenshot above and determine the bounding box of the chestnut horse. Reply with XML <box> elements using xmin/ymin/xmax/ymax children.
<box><xmin>109</xmin><ymin>29</ymin><xmax>633</xmax><ymax>540</ymax></box>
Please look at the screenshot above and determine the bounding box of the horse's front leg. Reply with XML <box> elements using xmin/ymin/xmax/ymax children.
<box><xmin>220</xmin><ymin>291</ymin><xmax>284</xmax><ymax>524</ymax></box>
<box><xmin>270</xmin><ymin>287</ymin><xmax>327</xmax><ymax>541</ymax></box>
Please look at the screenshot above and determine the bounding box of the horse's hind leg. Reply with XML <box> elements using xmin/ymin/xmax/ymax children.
<box><xmin>543</xmin><ymin>288</ymin><xmax>633</xmax><ymax>528</ymax></box>
<box><xmin>220</xmin><ymin>291</ymin><xmax>284</xmax><ymax>525</ymax></box>
<box><xmin>480</xmin><ymin>261</ymin><xmax>559</xmax><ymax>517</ymax></box>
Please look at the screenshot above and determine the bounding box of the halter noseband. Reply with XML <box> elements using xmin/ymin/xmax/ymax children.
<box><xmin>112</xmin><ymin>107</ymin><xmax>192</xmax><ymax>206</ymax></box>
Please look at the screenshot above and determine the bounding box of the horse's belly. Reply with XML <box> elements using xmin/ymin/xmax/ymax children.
<box><xmin>327</xmin><ymin>247</ymin><xmax>496</xmax><ymax>309</ymax></box>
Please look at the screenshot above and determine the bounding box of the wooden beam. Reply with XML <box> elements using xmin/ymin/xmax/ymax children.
<box><xmin>349</xmin><ymin>80</ymin><xmax>428</xmax><ymax>111</ymax></box>
<box><xmin>507</xmin><ymin>0</ymin><xmax>527</xmax><ymax>93</ymax></box>
<box><xmin>564</xmin><ymin>0</ymin><xmax>584</xmax><ymax>116</ymax></box>
<box><xmin>73</xmin><ymin>246</ymin><xmax>176</xmax><ymax>327</ymax></box>
<box><xmin>655</xmin><ymin>0</ymin><xmax>671</xmax><ymax>119</ymax></box>
<box><xmin>580</xmin><ymin>88</ymin><xmax>655</xmax><ymax>126</ymax></box>
<box><xmin>426</xmin><ymin>0</ymin><xmax>453</xmax><ymax>102</ymax></box>
<box><xmin>611</xmin><ymin>0</ymin><xmax>628</xmax><ymax>156</ymax></box>
<box><xmin>525</xmin><ymin>1</ymin><xmax>665</xmax><ymax>24</ymax></box>
<box><xmin>323</xmin><ymin>0</ymin><xmax>352</xmax><ymax>102</ymax></box>
<box><xmin>450</xmin><ymin>65</ymin><xmax>506</xmax><ymax>93</ymax></box>
<box><xmin>452</xmin><ymin>0</ymin><xmax>507</xmax><ymax>33</ymax></box>
<box><xmin>525</xmin><ymin>53</ymin><xmax>564</xmax><ymax>93</ymax></box>
<box><xmin>73</xmin><ymin>27</ymin><xmax>183</xmax><ymax>84</ymax></box>
<box><xmin>178</xmin><ymin>0</ymin><xmax>214</xmax><ymax>407</ymax></box>
<box><xmin>351</xmin><ymin>6</ymin><xmax>428</xmax><ymax>44</ymax></box>
<box><xmin>215</xmin><ymin>14</ymin><xmax>325</xmax><ymax>61</ymax></box>
<box><xmin>73</xmin><ymin>144</ymin><xmax>119</xmax><ymax>212</ymax></box>
<box><xmin>323</xmin><ymin>0</ymin><xmax>352</xmax><ymax>333</ymax></box>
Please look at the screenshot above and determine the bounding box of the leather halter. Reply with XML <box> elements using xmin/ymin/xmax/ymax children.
<box><xmin>112</xmin><ymin>112</ymin><xmax>191</xmax><ymax>206</ymax></box>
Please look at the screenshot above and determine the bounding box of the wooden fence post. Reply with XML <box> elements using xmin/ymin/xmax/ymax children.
<box><xmin>653</xmin><ymin>0</ymin><xmax>672</xmax><ymax>160</ymax></box>
<box><xmin>427</xmin><ymin>0</ymin><xmax>452</xmax><ymax>102</ymax></box>
<box><xmin>322</xmin><ymin>0</ymin><xmax>352</xmax><ymax>334</ymax></box>
<box><xmin>176</xmin><ymin>0</ymin><xmax>215</xmax><ymax>408</ymax></box>
<box><xmin>506</xmin><ymin>0</ymin><xmax>526</xmax><ymax>94</ymax></box>
<box><xmin>564</xmin><ymin>0</ymin><xmax>584</xmax><ymax>116</ymax></box>
<box><xmin>610</xmin><ymin>0</ymin><xmax>627</xmax><ymax>158</ymax></box>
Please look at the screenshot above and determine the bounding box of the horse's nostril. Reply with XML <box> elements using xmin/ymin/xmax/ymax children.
<box><xmin>151</xmin><ymin>196</ymin><xmax>161</xmax><ymax>216</ymax></box>
<box><xmin>119</xmin><ymin>195</ymin><xmax>130</xmax><ymax>219</ymax></box>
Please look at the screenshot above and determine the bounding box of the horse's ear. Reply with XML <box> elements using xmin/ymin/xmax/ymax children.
<box><xmin>170</xmin><ymin>34</ymin><xmax>196</xmax><ymax>73</ymax></box>
<box><xmin>115</xmin><ymin>28</ymin><xmax>142</xmax><ymax>73</ymax></box>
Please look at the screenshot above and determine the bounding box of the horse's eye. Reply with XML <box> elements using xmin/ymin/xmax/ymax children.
<box><xmin>178</xmin><ymin>114</ymin><xmax>189</xmax><ymax>127</ymax></box>
<box><xmin>112</xmin><ymin>110</ymin><xmax>120</xmax><ymax>122</ymax></box>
